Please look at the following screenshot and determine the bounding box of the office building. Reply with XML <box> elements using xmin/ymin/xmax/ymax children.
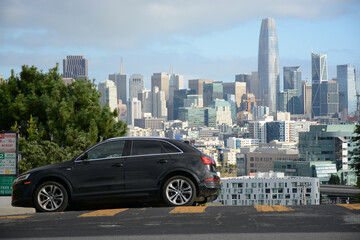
<box><xmin>223</xmin><ymin>82</ymin><xmax>246</xmax><ymax>108</ymax></box>
<box><xmin>63</xmin><ymin>55</ymin><xmax>88</xmax><ymax>80</ymax></box>
<box><xmin>138</xmin><ymin>89</ymin><xmax>152</xmax><ymax>116</ymax></box>
<box><xmin>208</xmin><ymin>99</ymin><xmax>232</xmax><ymax>126</ymax></box>
<box><xmin>311</xmin><ymin>53</ymin><xmax>328</xmax><ymax>117</ymax></box>
<box><xmin>98</xmin><ymin>80</ymin><xmax>118</xmax><ymax>112</ymax></box>
<box><xmin>188</xmin><ymin>79</ymin><xmax>214</xmax><ymax>95</ymax></box>
<box><xmin>151</xmin><ymin>73</ymin><xmax>170</xmax><ymax>100</ymax></box>
<box><xmin>173</xmin><ymin>89</ymin><xmax>196</xmax><ymax>120</ymax></box>
<box><xmin>109</xmin><ymin>58</ymin><xmax>127</xmax><ymax>105</ymax></box>
<box><xmin>129</xmin><ymin>74</ymin><xmax>144</xmax><ymax>99</ymax></box>
<box><xmin>319</xmin><ymin>80</ymin><xmax>339</xmax><ymax>117</ymax></box>
<box><xmin>298</xmin><ymin>124</ymin><xmax>357</xmax><ymax>185</ymax></box>
<box><xmin>217</xmin><ymin>172</ymin><xmax>320</xmax><ymax>206</ymax></box>
<box><xmin>337</xmin><ymin>64</ymin><xmax>357</xmax><ymax>118</ymax></box>
<box><xmin>302</xmin><ymin>82</ymin><xmax>312</xmax><ymax>116</ymax></box>
<box><xmin>235</xmin><ymin>74</ymin><xmax>251</xmax><ymax>93</ymax></box>
<box><xmin>127</xmin><ymin>98</ymin><xmax>142</xmax><ymax>125</ymax></box>
<box><xmin>258</xmin><ymin>18</ymin><xmax>280</xmax><ymax>112</ymax></box>
<box><xmin>203</xmin><ymin>81</ymin><xmax>223</xmax><ymax>107</ymax></box>
<box><xmin>152</xmin><ymin>86</ymin><xmax>168</xmax><ymax>119</ymax></box>
<box><xmin>283</xmin><ymin>66</ymin><xmax>302</xmax><ymax>114</ymax></box>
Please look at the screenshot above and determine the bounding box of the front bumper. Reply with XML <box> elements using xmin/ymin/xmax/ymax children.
<box><xmin>12</xmin><ymin>181</ymin><xmax>34</xmax><ymax>207</ymax></box>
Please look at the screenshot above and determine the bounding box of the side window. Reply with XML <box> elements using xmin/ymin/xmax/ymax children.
<box><xmin>87</xmin><ymin>140</ymin><xmax>125</xmax><ymax>160</ymax></box>
<box><xmin>131</xmin><ymin>140</ymin><xmax>163</xmax><ymax>156</ymax></box>
<box><xmin>162</xmin><ymin>141</ymin><xmax>181</xmax><ymax>153</ymax></box>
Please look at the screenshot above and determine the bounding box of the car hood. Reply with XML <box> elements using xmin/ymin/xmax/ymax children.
<box><xmin>22</xmin><ymin>161</ymin><xmax>72</xmax><ymax>175</ymax></box>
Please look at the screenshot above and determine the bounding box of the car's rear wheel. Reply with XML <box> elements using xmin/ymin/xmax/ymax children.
<box><xmin>163</xmin><ymin>176</ymin><xmax>196</xmax><ymax>206</ymax></box>
<box><xmin>34</xmin><ymin>181</ymin><xmax>68</xmax><ymax>212</ymax></box>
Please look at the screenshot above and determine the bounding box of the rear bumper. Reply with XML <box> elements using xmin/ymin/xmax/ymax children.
<box><xmin>198</xmin><ymin>181</ymin><xmax>221</xmax><ymax>201</ymax></box>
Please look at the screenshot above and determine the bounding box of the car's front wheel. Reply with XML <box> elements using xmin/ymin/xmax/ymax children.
<box><xmin>163</xmin><ymin>176</ymin><xmax>196</xmax><ymax>206</ymax></box>
<box><xmin>34</xmin><ymin>181</ymin><xmax>68</xmax><ymax>212</ymax></box>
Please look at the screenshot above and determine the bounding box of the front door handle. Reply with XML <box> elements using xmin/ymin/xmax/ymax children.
<box><xmin>157</xmin><ymin>159</ymin><xmax>168</xmax><ymax>164</ymax></box>
<box><xmin>112</xmin><ymin>163</ymin><xmax>123</xmax><ymax>167</ymax></box>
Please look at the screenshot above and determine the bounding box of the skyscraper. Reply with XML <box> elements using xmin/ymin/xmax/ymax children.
<box><xmin>98</xmin><ymin>80</ymin><xmax>118</xmax><ymax>112</ymax></box>
<box><xmin>337</xmin><ymin>64</ymin><xmax>357</xmax><ymax>118</ymax></box>
<box><xmin>188</xmin><ymin>79</ymin><xmax>214</xmax><ymax>95</ymax></box>
<box><xmin>283</xmin><ymin>66</ymin><xmax>302</xmax><ymax>114</ymax></box>
<box><xmin>129</xmin><ymin>74</ymin><xmax>144</xmax><ymax>99</ymax></box>
<box><xmin>151</xmin><ymin>73</ymin><xmax>170</xmax><ymax>100</ymax></box>
<box><xmin>311</xmin><ymin>53</ymin><xmax>328</xmax><ymax>117</ymax></box>
<box><xmin>109</xmin><ymin>58</ymin><xmax>127</xmax><ymax>104</ymax></box>
<box><xmin>258</xmin><ymin>18</ymin><xmax>280</xmax><ymax>113</ymax></box>
<box><xmin>203</xmin><ymin>82</ymin><xmax>223</xmax><ymax>107</ymax></box>
<box><xmin>63</xmin><ymin>55</ymin><xmax>88</xmax><ymax>79</ymax></box>
<box><xmin>127</xmin><ymin>98</ymin><xmax>142</xmax><ymax>125</ymax></box>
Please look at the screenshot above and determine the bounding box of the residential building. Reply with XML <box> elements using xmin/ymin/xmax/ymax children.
<box><xmin>63</xmin><ymin>55</ymin><xmax>88</xmax><ymax>80</ymax></box>
<box><xmin>258</xmin><ymin>18</ymin><xmax>280</xmax><ymax>112</ymax></box>
<box><xmin>266</xmin><ymin>121</ymin><xmax>296</xmax><ymax>143</ymax></box>
<box><xmin>217</xmin><ymin>172</ymin><xmax>320</xmax><ymax>206</ymax></box>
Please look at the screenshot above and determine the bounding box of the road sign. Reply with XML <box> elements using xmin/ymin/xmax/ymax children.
<box><xmin>0</xmin><ymin>132</ymin><xmax>18</xmax><ymax>196</ymax></box>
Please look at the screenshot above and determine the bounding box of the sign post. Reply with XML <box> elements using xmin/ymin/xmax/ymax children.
<box><xmin>0</xmin><ymin>131</ymin><xmax>18</xmax><ymax>196</ymax></box>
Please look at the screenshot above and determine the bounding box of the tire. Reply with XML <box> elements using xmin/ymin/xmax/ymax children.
<box><xmin>162</xmin><ymin>176</ymin><xmax>196</xmax><ymax>206</ymax></box>
<box><xmin>34</xmin><ymin>181</ymin><xmax>68</xmax><ymax>212</ymax></box>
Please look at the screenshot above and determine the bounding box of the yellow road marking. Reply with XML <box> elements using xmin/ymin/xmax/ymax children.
<box><xmin>337</xmin><ymin>204</ymin><xmax>360</xmax><ymax>210</ymax></box>
<box><xmin>254</xmin><ymin>205</ymin><xmax>294</xmax><ymax>212</ymax></box>
<box><xmin>170</xmin><ymin>206</ymin><xmax>207</xmax><ymax>214</ymax></box>
<box><xmin>78</xmin><ymin>208</ymin><xmax>128</xmax><ymax>217</ymax></box>
<box><xmin>0</xmin><ymin>215</ymin><xmax>31</xmax><ymax>219</ymax></box>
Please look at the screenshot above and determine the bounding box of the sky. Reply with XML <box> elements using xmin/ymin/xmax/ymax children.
<box><xmin>1</xmin><ymin>0</ymin><xmax>359</xmax><ymax>90</ymax></box>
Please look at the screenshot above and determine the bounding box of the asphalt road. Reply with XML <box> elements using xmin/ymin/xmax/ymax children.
<box><xmin>0</xmin><ymin>204</ymin><xmax>359</xmax><ymax>240</ymax></box>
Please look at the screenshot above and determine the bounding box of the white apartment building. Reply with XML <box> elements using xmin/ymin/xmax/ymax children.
<box><xmin>227</xmin><ymin>137</ymin><xmax>259</xmax><ymax>149</ymax></box>
<box><xmin>217</xmin><ymin>172</ymin><xmax>320</xmax><ymax>206</ymax></box>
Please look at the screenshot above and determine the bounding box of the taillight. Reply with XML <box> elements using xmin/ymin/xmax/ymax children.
<box><xmin>201</xmin><ymin>156</ymin><xmax>216</xmax><ymax>167</ymax></box>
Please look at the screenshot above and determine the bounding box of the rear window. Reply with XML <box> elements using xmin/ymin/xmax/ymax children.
<box><xmin>131</xmin><ymin>140</ymin><xmax>163</xmax><ymax>155</ymax></box>
<box><xmin>161</xmin><ymin>141</ymin><xmax>182</xmax><ymax>153</ymax></box>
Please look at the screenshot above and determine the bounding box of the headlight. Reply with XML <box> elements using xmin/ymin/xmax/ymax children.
<box><xmin>14</xmin><ymin>174</ymin><xmax>31</xmax><ymax>183</ymax></box>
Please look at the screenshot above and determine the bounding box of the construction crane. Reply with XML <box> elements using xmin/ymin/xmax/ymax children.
<box><xmin>242</xmin><ymin>98</ymin><xmax>261</xmax><ymax>113</ymax></box>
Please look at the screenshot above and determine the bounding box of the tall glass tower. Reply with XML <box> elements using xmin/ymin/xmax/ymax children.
<box><xmin>258</xmin><ymin>18</ymin><xmax>280</xmax><ymax>113</ymax></box>
<box><xmin>337</xmin><ymin>64</ymin><xmax>357</xmax><ymax>117</ymax></box>
<box><xmin>311</xmin><ymin>53</ymin><xmax>328</xmax><ymax>117</ymax></box>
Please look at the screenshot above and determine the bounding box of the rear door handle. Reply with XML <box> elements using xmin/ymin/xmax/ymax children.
<box><xmin>112</xmin><ymin>163</ymin><xmax>123</xmax><ymax>167</ymax></box>
<box><xmin>157</xmin><ymin>159</ymin><xmax>168</xmax><ymax>164</ymax></box>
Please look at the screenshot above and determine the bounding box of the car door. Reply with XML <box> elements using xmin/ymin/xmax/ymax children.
<box><xmin>67</xmin><ymin>139</ymin><xmax>128</xmax><ymax>197</ymax></box>
<box><xmin>124</xmin><ymin>140</ymin><xmax>172</xmax><ymax>193</ymax></box>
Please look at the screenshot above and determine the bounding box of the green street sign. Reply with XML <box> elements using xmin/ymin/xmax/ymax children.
<box><xmin>0</xmin><ymin>176</ymin><xmax>16</xmax><ymax>196</ymax></box>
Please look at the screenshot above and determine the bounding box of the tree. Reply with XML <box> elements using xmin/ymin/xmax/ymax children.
<box><xmin>350</xmin><ymin>123</ymin><xmax>360</xmax><ymax>186</ymax></box>
<box><xmin>328</xmin><ymin>174</ymin><xmax>341</xmax><ymax>185</ymax></box>
<box><xmin>0</xmin><ymin>65</ymin><xmax>127</xmax><ymax>172</ymax></box>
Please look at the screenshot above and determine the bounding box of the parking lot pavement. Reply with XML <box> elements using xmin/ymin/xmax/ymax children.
<box><xmin>0</xmin><ymin>196</ymin><xmax>35</xmax><ymax>216</ymax></box>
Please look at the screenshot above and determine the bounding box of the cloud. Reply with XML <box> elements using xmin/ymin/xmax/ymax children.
<box><xmin>0</xmin><ymin>0</ymin><xmax>357</xmax><ymax>50</ymax></box>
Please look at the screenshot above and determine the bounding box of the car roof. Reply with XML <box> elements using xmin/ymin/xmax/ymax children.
<box><xmin>105</xmin><ymin>136</ymin><xmax>170</xmax><ymax>142</ymax></box>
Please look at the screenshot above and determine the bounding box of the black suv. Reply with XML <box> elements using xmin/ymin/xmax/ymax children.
<box><xmin>12</xmin><ymin>137</ymin><xmax>220</xmax><ymax>212</ymax></box>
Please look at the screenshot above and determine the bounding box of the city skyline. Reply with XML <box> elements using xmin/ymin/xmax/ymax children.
<box><xmin>1</xmin><ymin>0</ymin><xmax>359</xmax><ymax>89</ymax></box>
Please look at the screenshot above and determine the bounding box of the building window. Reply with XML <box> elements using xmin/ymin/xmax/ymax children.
<box><xmin>258</xmin><ymin>183</ymin><xmax>264</xmax><ymax>188</ymax></box>
<box><xmin>232</xmin><ymin>194</ymin><xmax>237</xmax><ymax>200</ymax></box>
<box><xmin>272</xmin><ymin>188</ymin><xmax>277</xmax><ymax>193</ymax></box>
<box><xmin>306</xmin><ymin>188</ymin><xmax>311</xmax><ymax>193</ymax></box>
<box><xmin>251</xmin><ymin>183</ymin><xmax>257</xmax><ymax>188</ymax></box>
<box><xmin>245</xmin><ymin>194</ymin><xmax>251</xmax><ymax>199</ymax></box>
<box><xmin>272</xmin><ymin>194</ymin><xmax>277</xmax><ymax>199</ymax></box>
<box><xmin>238</xmin><ymin>183</ymin><xmax>243</xmax><ymax>188</ymax></box>
<box><xmin>285</xmin><ymin>194</ymin><xmax>290</xmax><ymax>199</ymax></box>
<box><xmin>292</xmin><ymin>188</ymin><xmax>297</xmax><ymax>193</ymax></box>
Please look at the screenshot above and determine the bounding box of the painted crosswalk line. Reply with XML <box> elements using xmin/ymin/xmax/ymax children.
<box><xmin>254</xmin><ymin>205</ymin><xmax>294</xmax><ymax>212</ymax></box>
<box><xmin>78</xmin><ymin>208</ymin><xmax>128</xmax><ymax>217</ymax></box>
<box><xmin>169</xmin><ymin>206</ymin><xmax>207</xmax><ymax>214</ymax></box>
<box><xmin>337</xmin><ymin>204</ymin><xmax>360</xmax><ymax>210</ymax></box>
